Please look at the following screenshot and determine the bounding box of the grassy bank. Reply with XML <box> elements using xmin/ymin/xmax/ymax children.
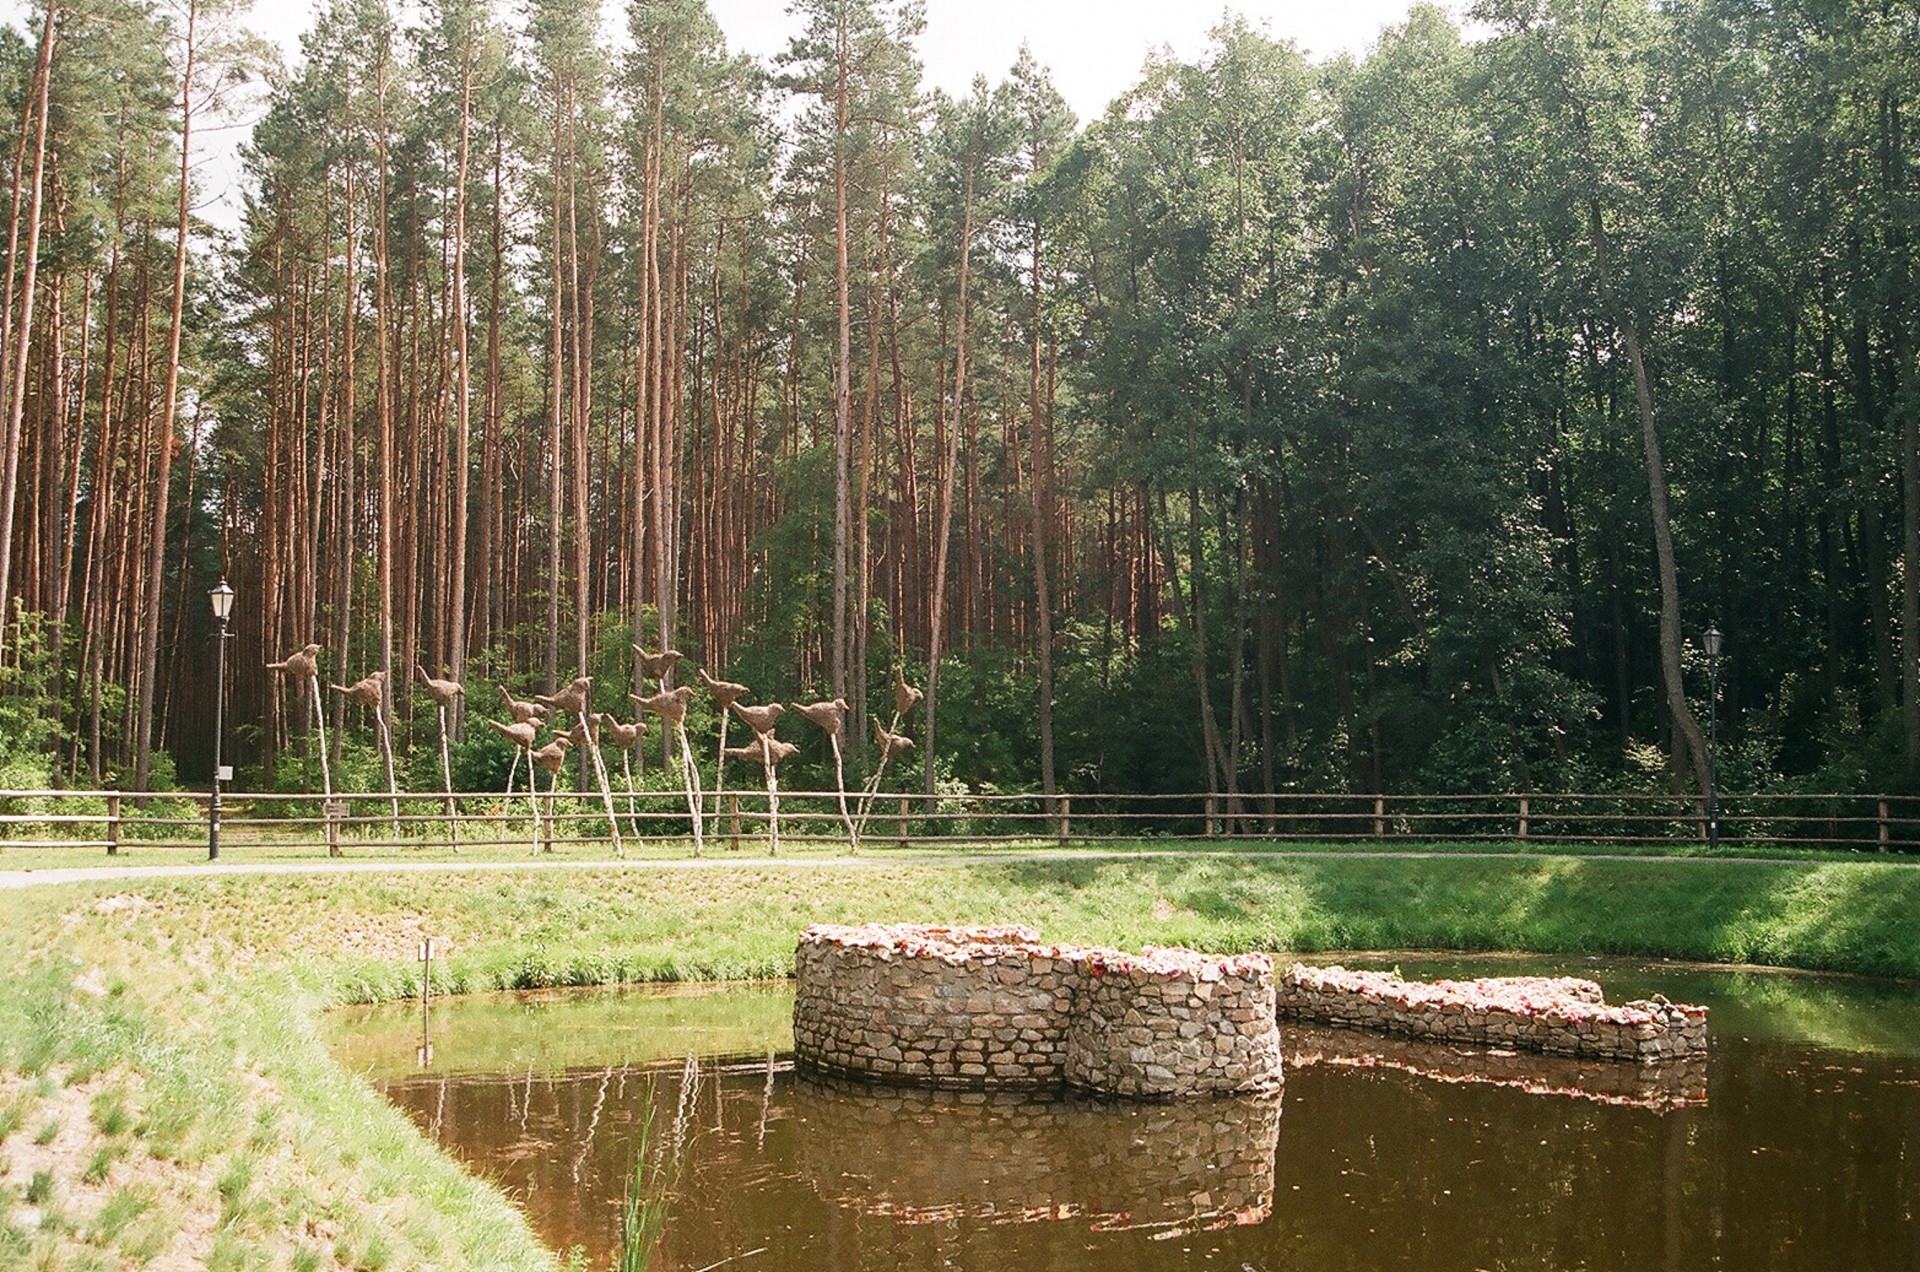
<box><xmin>2</xmin><ymin>850</ymin><xmax>1917</xmax><ymax>1268</ymax></box>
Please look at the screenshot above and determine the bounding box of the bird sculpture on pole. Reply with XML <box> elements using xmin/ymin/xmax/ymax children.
<box><xmin>697</xmin><ymin>668</ymin><xmax>750</xmax><ymax>841</ymax></box>
<box><xmin>794</xmin><ymin>698</ymin><xmax>856</xmax><ymax>851</ymax></box>
<box><xmin>724</xmin><ymin>731</ymin><xmax>800</xmax><ymax>854</ymax></box>
<box><xmin>484</xmin><ymin>716</ymin><xmax>544</xmax><ymax>850</ymax></box>
<box><xmin>634</xmin><ymin>685</ymin><xmax>702</xmax><ymax>855</ymax></box>
<box><xmin>533</xmin><ymin>675</ymin><xmax>623</xmax><ymax>856</ymax></box>
<box><xmin>567</xmin><ymin>713</ymin><xmax>627</xmax><ymax>858</ymax></box>
<box><xmin>331</xmin><ymin>671</ymin><xmax>400</xmax><ymax>834</ymax></box>
<box><xmin>270</xmin><ymin>643</ymin><xmax>337</xmax><ymax>854</ymax></box>
<box><xmin>492</xmin><ymin>687</ymin><xmax>547</xmax><ymax>796</ymax></box>
<box><xmin>529</xmin><ymin>734</ymin><xmax>573</xmax><ymax>852</ymax></box>
<box><xmin>593</xmin><ymin>712</ymin><xmax>647</xmax><ymax>844</ymax></box>
<box><xmin>858</xmin><ymin>669</ymin><xmax>921</xmax><ymax>843</ymax></box>
<box><xmin>416</xmin><ymin>666</ymin><xmax>465</xmax><ymax>848</ymax></box>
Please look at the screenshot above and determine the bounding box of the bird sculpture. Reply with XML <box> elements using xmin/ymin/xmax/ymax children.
<box><xmin>536</xmin><ymin>676</ymin><xmax>592</xmax><ymax>719</ymax></box>
<box><xmin>332</xmin><ymin>671</ymin><xmax>399</xmax><ymax>830</ymax></box>
<box><xmin>593</xmin><ymin>713</ymin><xmax>648</xmax><ymax>845</ymax></box>
<box><xmin>696</xmin><ymin>667</ymin><xmax>748</xmax><ymax>709</ymax></box>
<box><xmin>726</xmin><ymin>732</ymin><xmax>800</xmax><ymax>855</ymax></box>
<box><xmin>485</xmin><ymin>716</ymin><xmax>539</xmax><ymax>753</ymax></box>
<box><xmin>632</xmin><ymin>686</ymin><xmax>694</xmax><ymax>726</ymax></box>
<box><xmin>531</xmin><ymin>734</ymin><xmax>573</xmax><ymax>775</ymax></box>
<box><xmin>527</xmin><ymin>735</ymin><xmax>574</xmax><ymax>853</ymax></box>
<box><xmin>486</xmin><ymin>716</ymin><xmax>545</xmax><ymax>851</ymax></box>
<box><xmin>330</xmin><ymin>670</ymin><xmax>386</xmax><ymax>708</ymax></box>
<box><xmin>415</xmin><ymin>665</ymin><xmax>464</xmax><ymax>708</ymax></box>
<box><xmin>893</xmin><ymin>666</ymin><xmax>924</xmax><ymax>720</ymax></box>
<box><xmin>699</xmin><ymin>669</ymin><xmax>753</xmax><ymax>845</ymax></box>
<box><xmin>730</xmin><ymin>700</ymin><xmax>784</xmax><ymax>736</ymax></box>
<box><xmin>856</xmin><ymin>719</ymin><xmax>916</xmax><ymax>844</ymax></box>
<box><xmin>793</xmin><ymin>698</ymin><xmax>848</xmax><ymax>736</ymax></box>
<box><xmin>267</xmin><ymin>643</ymin><xmax>323</xmax><ymax>681</ymax></box>
<box><xmin>594</xmin><ymin>714</ymin><xmax>644</xmax><ymax>752</ymax></box>
<box><xmin>268</xmin><ymin>643</ymin><xmax>333</xmax><ymax>842</ymax></box>
<box><xmin>873</xmin><ymin>719</ymin><xmax>915</xmax><ymax>759</ymax></box>
<box><xmin>633</xmin><ymin>645</ymin><xmax>684</xmax><ymax>683</ymax></box>
<box><xmin>795</xmin><ymin>698</ymin><xmax>857</xmax><ymax>850</ymax></box>
<box><xmin>414</xmin><ymin>667</ymin><xmax>466</xmax><ymax>847</ymax></box>
<box><xmin>632</xmin><ymin>685</ymin><xmax>703</xmax><ymax>855</ymax></box>
<box><xmin>497</xmin><ymin>684</ymin><xmax>549</xmax><ymax>724</ymax></box>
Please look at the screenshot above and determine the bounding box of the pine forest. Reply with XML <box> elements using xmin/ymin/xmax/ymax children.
<box><xmin>0</xmin><ymin>0</ymin><xmax>1916</xmax><ymax>813</ymax></box>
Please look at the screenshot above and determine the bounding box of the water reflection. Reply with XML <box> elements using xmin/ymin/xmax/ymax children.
<box><xmin>344</xmin><ymin>962</ymin><xmax>1920</xmax><ymax>1271</ymax></box>
<box><xmin>1286</xmin><ymin>1022</ymin><xmax>1709</xmax><ymax>1109</ymax></box>
<box><xmin>791</xmin><ymin>1074</ymin><xmax>1281</xmax><ymax>1233</ymax></box>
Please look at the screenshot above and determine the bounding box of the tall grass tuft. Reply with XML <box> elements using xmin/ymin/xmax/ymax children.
<box><xmin>612</xmin><ymin>1090</ymin><xmax>672</xmax><ymax>1272</ymax></box>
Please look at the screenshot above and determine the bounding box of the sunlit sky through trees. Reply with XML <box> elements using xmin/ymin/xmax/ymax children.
<box><xmin>1</xmin><ymin>0</ymin><xmax>1433</xmax><ymax>226</ymax></box>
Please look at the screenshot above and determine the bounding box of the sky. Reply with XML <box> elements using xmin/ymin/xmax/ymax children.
<box><xmin>4</xmin><ymin>0</ymin><xmax>1441</xmax><ymax>225</ymax></box>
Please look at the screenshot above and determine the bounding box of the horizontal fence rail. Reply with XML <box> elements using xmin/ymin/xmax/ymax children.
<box><xmin>1</xmin><ymin>788</ymin><xmax>1918</xmax><ymax>856</ymax></box>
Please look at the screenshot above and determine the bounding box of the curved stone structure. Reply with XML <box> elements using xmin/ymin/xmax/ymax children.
<box><xmin>792</xmin><ymin>924</ymin><xmax>1282</xmax><ymax>1098</ymax></box>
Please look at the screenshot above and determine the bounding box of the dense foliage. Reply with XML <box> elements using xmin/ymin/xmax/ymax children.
<box><xmin>0</xmin><ymin>0</ymin><xmax>1916</xmax><ymax>805</ymax></box>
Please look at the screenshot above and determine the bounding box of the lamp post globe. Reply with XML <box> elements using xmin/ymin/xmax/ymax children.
<box><xmin>209</xmin><ymin>580</ymin><xmax>235</xmax><ymax>860</ymax></box>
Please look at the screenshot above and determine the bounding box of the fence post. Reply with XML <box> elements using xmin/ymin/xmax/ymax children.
<box><xmin>1205</xmin><ymin>793</ymin><xmax>1218</xmax><ymax>839</ymax></box>
<box><xmin>1056</xmin><ymin>794</ymin><xmax>1070</xmax><ymax>845</ymax></box>
<box><xmin>1518</xmin><ymin>796</ymin><xmax>1530</xmax><ymax>843</ymax></box>
<box><xmin>728</xmin><ymin>793</ymin><xmax>741</xmax><ymax>852</ymax></box>
<box><xmin>105</xmin><ymin>794</ymin><xmax>121</xmax><ymax>856</ymax></box>
<box><xmin>1880</xmin><ymin>798</ymin><xmax>1890</xmax><ymax>852</ymax></box>
<box><xmin>1373</xmin><ymin>795</ymin><xmax>1386</xmax><ymax>838</ymax></box>
<box><xmin>896</xmin><ymin>797</ymin><xmax>910</xmax><ymax>847</ymax></box>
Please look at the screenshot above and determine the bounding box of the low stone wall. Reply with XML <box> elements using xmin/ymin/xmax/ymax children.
<box><xmin>792</xmin><ymin>924</ymin><xmax>1282</xmax><ymax>1098</ymax></box>
<box><xmin>1275</xmin><ymin>964</ymin><xmax>1709</xmax><ymax>1063</ymax></box>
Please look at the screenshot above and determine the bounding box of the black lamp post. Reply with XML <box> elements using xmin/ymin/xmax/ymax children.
<box><xmin>209</xmin><ymin>579</ymin><xmax>235</xmax><ymax>861</ymax></box>
<box><xmin>1704</xmin><ymin>625</ymin><xmax>1723</xmax><ymax>850</ymax></box>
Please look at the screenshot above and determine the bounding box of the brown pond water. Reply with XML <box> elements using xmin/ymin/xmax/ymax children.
<box><xmin>326</xmin><ymin>957</ymin><xmax>1920</xmax><ymax>1270</ymax></box>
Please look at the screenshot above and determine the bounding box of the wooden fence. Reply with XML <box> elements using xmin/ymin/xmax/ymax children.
<box><xmin>1</xmin><ymin>788</ymin><xmax>1917</xmax><ymax>856</ymax></box>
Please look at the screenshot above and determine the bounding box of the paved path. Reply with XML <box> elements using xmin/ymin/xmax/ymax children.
<box><xmin>3</xmin><ymin>845</ymin><xmax>1904</xmax><ymax>890</ymax></box>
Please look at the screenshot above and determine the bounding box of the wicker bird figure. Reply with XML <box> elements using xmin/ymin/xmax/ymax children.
<box><xmin>567</xmin><ymin>717</ymin><xmax>599</xmax><ymax>749</ymax></box>
<box><xmin>793</xmin><ymin>698</ymin><xmax>849</xmax><ymax>737</ymax></box>
<box><xmin>267</xmin><ymin>643</ymin><xmax>323</xmax><ymax>681</ymax></box>
<box><xmin>530</xmin><ymin>735</ymin><xmax>573</xmax><ymax>776</ymax></box>
<box><xmin>724</xmin><ymin>735</ymin><xmax>799</xmax><ymax>767</ymax></box>
<box><xmin>330</xmin><ymin>670</ymin><xmax>386</xmax><ymax>708</ymax></box>
<box><xmin>893</xmin><ymin>666</ymin><xmax>923</xmax><ymax>719</ymax></box>
<box><xmin>632</xmin><ymin>685</ymin><xmax>693</xmax><ymax>725</ymax></box>
<box><xmin>633</xmin><ymin>645</ymin><xmax>684</xmax><ymax>682</ymax></box>
<box><xmin>415</xmin><ymin>665</ymin><xmax>464</xmax><ymax>708</ymax></box>
<box><xmin>696</xmin><ymin>667</ymin><xmax>749</xmax><ymax>709</ymax></box>
<box><xmin>497</xmin><ymin>684</ymin><xmax>550</xmax><ymax>724</ymax></box>
<box><xmin>484</xmin><ymin>717</ymin><xmax>538</xmax><ymax>751</ymax></box>
<box><xmin>730</xmin><ymin>700</ymin><xmax>785</xmax><ymax>736</ymax></box>
<box><xmin>873</xmin><ymin>719</ymin><xmax>914</xmax><ymax>759</ymax></box>
<box><xmin>536</xmin><ymin>676</ymin><xmax>591</xmax><ymax>718</ymax></box>
<box><xmin>593</xmin><ymin>713</ymin><xmax>645</xmax><ymax>752</ymax></box>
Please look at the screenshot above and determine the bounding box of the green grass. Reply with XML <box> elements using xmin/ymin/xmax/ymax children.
<box><xmin>2</xmin><ymin>847</ymin><xmax>1919</xmax><ymax>1268</ymax></box>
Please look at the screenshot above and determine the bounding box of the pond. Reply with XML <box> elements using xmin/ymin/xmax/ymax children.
<box><xmin>326</xmin><ymin>956</ymin><xmax>1920</xmax><ymax>1270</ymax></box>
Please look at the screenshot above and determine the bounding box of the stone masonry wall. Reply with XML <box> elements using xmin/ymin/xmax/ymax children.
<box><xmin>1275</xmin><ymin>964</ymin><xmax>1709</xmax><ymax>1063</ymax></box>
<box><xmin>792</xmin><ymin>924</ymin><xmax>1283</xmax><ymax>1098</ymax></box>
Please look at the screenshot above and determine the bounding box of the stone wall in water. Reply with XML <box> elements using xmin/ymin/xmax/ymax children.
<box><xmin>792</xmin><ymin>924</ymin><xmax>1283</xmax><ymax>1097</ymax></box>
<box><xmin>1275</xmin><ymin>964</ymin><xmax>1710</xmax><ymax>1063</ymax></box>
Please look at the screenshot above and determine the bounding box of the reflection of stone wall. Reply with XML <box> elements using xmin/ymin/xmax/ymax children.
<box><xmin>1285</xmin><ymin>1023</ymin><xmax>1709</xmax><ymax>1109</ymax></box>
<box><xmin>1276</xmin><ymin>965</ymin><xmax>1709</xmax><ymax>1062</ymax></box>
<box><xmin>791</xmin><ymin>1073</ymin><xmax>1281</xmax><ymax>1234</ymax></box>
<box><xmin>792</xmin><ymin>924</ymin><xmax>1282</xmax><ymax>1097</ymax></box>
